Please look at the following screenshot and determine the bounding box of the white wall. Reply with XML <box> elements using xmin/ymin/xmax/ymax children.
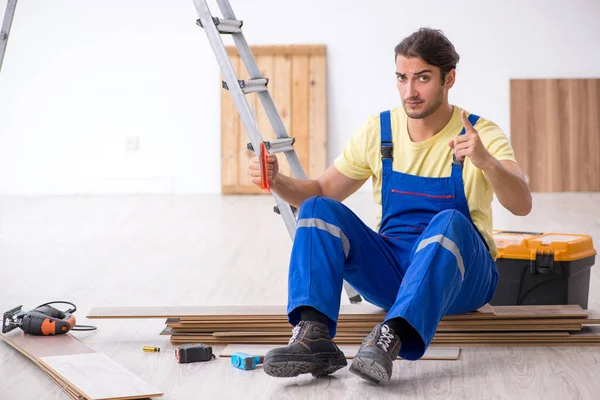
<box><xmin>0</xmin><ymin>0</ymin><xmax>598</xmax><ymax>195</ymax></box>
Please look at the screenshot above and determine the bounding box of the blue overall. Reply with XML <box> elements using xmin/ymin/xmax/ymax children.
<box><xmin>287</xmin><ymin>111</ymin><xmax>499</xmax><ymax>360</ymax></box>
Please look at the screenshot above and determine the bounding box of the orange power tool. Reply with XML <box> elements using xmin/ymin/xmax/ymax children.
<box><xmin>2</xmin><ymin>301</ymin><xmax>94</xmax><ymax>335</ymax></box>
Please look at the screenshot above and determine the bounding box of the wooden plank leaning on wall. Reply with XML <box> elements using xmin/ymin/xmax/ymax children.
<box><xmin>221</xmin><ymin>45</ymin><xmax>327</xmax><ymax>194</ymax></box>
<box><xmin>510</xmin><ymin>78</ymin><xmax>600</xmax><ymax>192</ymax></box>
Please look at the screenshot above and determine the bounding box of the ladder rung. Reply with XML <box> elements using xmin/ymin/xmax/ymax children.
<box><xmin>247</xmin><ymin>138</ymin><xmax>295</xmax><ymax>154</ymax></box>
<box><xmin>196</xmin><ymin>17</ymin><xmax>243</xmax><ymax>34</ymax></box>
<box><xmin>222</xmin><ymin>78</ymin><xmax>268</xmax><ymax>94</ymax></box>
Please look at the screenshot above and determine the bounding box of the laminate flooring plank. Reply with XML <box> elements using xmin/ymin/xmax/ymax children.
<box><xmin>0</xmin><ymin>334</ymin><xmax>85</xmax><ymax>399</ymax></box>
<box><xmin>1</xmin><ymin>332</ymin><xmax>96</xmax><ymax>358</ymax></box>
<box><xmin>90</xmin><ymin>304</ymin><xmax>583</xmax><ymax>321</ymax></box>
<box><xmin>39</xmin><ymin>353</ymin><xmax>163</xmax><ymax>400</ymax></box>
<box><xmin>89</xmin><ymin>304</ymin><xmax>495</xmax><ymax>320</ymax></box>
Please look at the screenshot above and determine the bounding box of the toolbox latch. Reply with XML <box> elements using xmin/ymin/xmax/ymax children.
<box><xmin>532</xmin><ymin>252</ymin><xmax>555</xmax><ymax>275</ymax></box>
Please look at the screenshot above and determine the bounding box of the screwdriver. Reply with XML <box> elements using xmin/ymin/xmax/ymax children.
<box><xmin>143</xmin><ymin>344</ymin><xmax>215</xmax><ymax>363</ymax></box>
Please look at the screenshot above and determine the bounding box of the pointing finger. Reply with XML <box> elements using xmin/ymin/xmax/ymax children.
<box><xmin>461</xmin><ymin>109</ymin><xmax>476</xmax><ymax>133</ymax></box>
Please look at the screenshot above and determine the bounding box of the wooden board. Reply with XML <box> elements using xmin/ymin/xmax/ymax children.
<box><xmin>2</xmin><ymin>332</ymin><xmax>96</xmax><ymax>358</ymax></box>
<box><xmin>219</xmin><ymin>344</ymin><xmax>460</xmax><ymax>361</ymax></box>
<box><xmin>226</xmin><ymin>45</ymin><xmax>326</xmax><ymax>56</ymax></box>
<box><xmin>88</xmin><ymin>303</ymin><xmax>496</xmax><ymax>320</ymax></box>
<box><xmin>89</xmin><ymin>304</ymin><xmax>385</xmax><ymax>319</ymax></box>
<box><xmin>0</xmin><ymin>332</ymin><xmax>162</xmax><ymax>400</ymax></box>
<box><xmin>163</xmin><ymin>327</ymin><xmax>570</xmax><ymax>339</ymax></box>
<box><xmin>442</xmin><ymin>305</ymin><xmax>587</xmax><ymax>320</ymax></box>
<box><xmin>93</xmin><ymin>304</ymin><xmax>593</xmax><ymax>323</ymax></box>
<box><xmin>172</xmin><ymin>326</ymin><xmax>600</xmax><ymax>347</ymax></box>
<box><xmin>40</xmin><ymin>353</ymin><xmax>163</xmax><ymax>400</ymax></box>
<box><xmin>209</xmin><ymin>325</ymin><xmax>581</xmax><ymax>336</ymax></box>
<box><xmin>165</xmin><ymin>311</ymin><xmax>600</xmax><ymax>331</ymax></box>
<box><xmin>510</xmin><ymin>78</ymin><xmax>600</xmax><ymax>191</ymax></box>
<box><xmin>165</xmin><ymin>324</ymin><xmax>582</xmax><ymax>339</ymax></box>
<box><xmin>0</xmin><ymin>334</ymin><xmax>84</xmax><ymax>400</ymax></box>
<box><xmin>220</xmin><ymin>45</ymin><xmax>327</xmax><ymax>194</ymax></box>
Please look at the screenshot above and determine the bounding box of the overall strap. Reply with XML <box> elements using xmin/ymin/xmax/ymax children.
<box><xmin>380</xmin><ymin>110</ymin><xmax>393</xmax><ymax>172</ymax></box>
<box><xmin>451</xmin><ymin>113</ymin><xmax>480</xmax><ymax>178</ymax></box>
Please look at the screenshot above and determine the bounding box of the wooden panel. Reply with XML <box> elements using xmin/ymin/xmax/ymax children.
<box><xmin>203</xmin><ymin>324</ymin><xmax>582</xmax><ymax>336</ymax></box>
<box><xmin>221</xmin><ymin>45</ymin><xmax>327</xmax><ymax>194</ymax></box>
<box><xmin>219</xmin><ymin>344</ymin><xmax>460</xmax><ymax>361</ymax></box>
<box><xmin>0</xmin><ymin>332</ymin><xmax>162</xmax><ymax>400</ymax></box>
<box><xmin>510</xmin><ymin>78</ymin><xmax>600</xmax><ymax>191</ymax></box>
<box><xmin>40</xmin><ymin>353</ymin><xmax>163</xmax><ymax>400</ymax></box>
<box><xmin>587</xmin><ymin>80</ymin><xmax>600</xmax><ymax>190</ymax></box>
<box><xmin>87</xmin><ymin>303</ymin><xmax>495</xmax><ymax>319</ymax></box>
<box><xmin>308</xmin><ymin>54</ymin><xmax>327</xmax><ymax>178</ymax></box>
<box><xmin>273</xmin><ymin>54</ymin><xmax>293</xmax><ymax>178</ymax></box>
<box><xmin>0</xmin><ymin>333</ymin><xmax>84</xmax><ymax>399</ymax></box>
<box><xmin>291</xmin><ymin>54</ymin><xmax>310</xmax><ymax>172</ymax></box>
<box><xmin>226</xmin><ymin>45</ymin><xmax>326</xmax><ymax>57</ymax></box>
<box><xmin>1</xmin><ymin>333</ymin><xmax>95</xmax><ymax>358</ymax></box>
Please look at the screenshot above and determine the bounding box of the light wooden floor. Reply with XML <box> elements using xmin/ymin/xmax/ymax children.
<box><xmin>1</xmin><ymin>192</ymin><xmax>599</xmax><ymax>400</ymax></box>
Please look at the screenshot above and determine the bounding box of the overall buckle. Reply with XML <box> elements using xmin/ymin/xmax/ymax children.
<box><xmin>381</xmin><ymin>143</ymin><xmax>393</xmax><ymax>160</ymax></box>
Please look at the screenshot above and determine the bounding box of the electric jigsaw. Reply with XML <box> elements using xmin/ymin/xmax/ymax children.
<box><xmin>2</xmin><ymin>301</ymin><xmax>94</xmax><ymax>335</ymax></box>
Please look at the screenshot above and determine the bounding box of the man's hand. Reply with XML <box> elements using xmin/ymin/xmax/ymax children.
<box><xmin>249</xmin><ymin>154</ymin><xmax>279</xmax><ymax>189</ymax></box>
<box><xmin>448</xmin><ymin>110</ymin><xmax>493</xmax><ymax>169</ymax></box>
<box><xmin>448</xmin><ymin>110</ymin><xmax>532</xmax><ymax>216</ymax></box>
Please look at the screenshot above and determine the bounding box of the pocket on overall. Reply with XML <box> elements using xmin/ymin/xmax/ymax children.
<box><xmin>390</xmin><ymin>189</ymin><xmax>456</xmax><ymax>201</ymax></box>
<box><xmin>390</xmin><ymin>188</ymin><xmax>457</xmax><ymax>209</ymax></box>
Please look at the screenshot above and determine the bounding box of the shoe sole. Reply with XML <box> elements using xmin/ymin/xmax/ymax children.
<box><xmin>264</xmin><ymin>353</ymin><xmax>347</xmax><ymax>378</ymax></box>
<box><xmin>349</xmin><ymin>353</ymin><xmax>391</xmax><ymax>384</ymax></box>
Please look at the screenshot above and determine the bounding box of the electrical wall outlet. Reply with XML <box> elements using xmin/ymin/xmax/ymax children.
<box><xmin>125</xmin><ymin>136</ymin><xmax>140</xmax><ymax>152</ymax></box>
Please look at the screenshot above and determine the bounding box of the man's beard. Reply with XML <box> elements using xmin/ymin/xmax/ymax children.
<box><xmin>403</xmin><ymin>89</ymin><xmax>444</xmax><ymax>119</ymax></box>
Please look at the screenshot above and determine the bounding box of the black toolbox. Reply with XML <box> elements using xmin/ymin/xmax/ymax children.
<box><xmin>490</xmin><ymin>231</ymin><xmax>596</xmax><ymax>309</ymax></box>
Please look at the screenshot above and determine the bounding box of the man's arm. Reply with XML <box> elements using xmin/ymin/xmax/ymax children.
<box><xmin>450</xmin><ymin>110</ymin><xmax>532</xmax><ymax>216</ymax></box>
<box><xmin>480</xmin><ymin>159</ymin><xmax>532</xmax><ymax>216</ymax></box>
<box><xmin>250</xmin><ymin>155</ymin><xmax>368</xmax><ymax>209</ymax></box>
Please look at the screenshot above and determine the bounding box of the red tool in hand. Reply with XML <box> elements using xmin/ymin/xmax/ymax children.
<box><xmin>259</xmin><ymin>142</ymin><xmax>270</xmax><ymax>192</ymax></box>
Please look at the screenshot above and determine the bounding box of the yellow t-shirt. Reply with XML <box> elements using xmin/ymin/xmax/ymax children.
<box><xmin>334</xmin><ymin>106</ymin><xmax>517</xmax><ymax>260</ymax></box>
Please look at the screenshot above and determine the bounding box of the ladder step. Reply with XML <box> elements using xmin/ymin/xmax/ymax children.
<box><xmin>247</xmin><ymin>138</ymin><xmax>295</xmax><ymax>154</ymax></box>
<box><xmin>222</xmin><ymin>78</ymin><xmax>268</xmax><ymax>94</ymax></box>
<box><xmin>196</xmin><ymin>17</ymin><xmax>243</xmax><ymax>34</ymax></box>
<box><xmin>273</xmin><ymin>205</ymin><xmax>298</xmax><ymax>215</ymax></box>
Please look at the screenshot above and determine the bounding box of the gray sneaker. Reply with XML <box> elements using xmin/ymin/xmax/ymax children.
<box><xmin>349</xmin><ymin>323</ymin><xmax>401</xmax><ymax>384</ymax></box>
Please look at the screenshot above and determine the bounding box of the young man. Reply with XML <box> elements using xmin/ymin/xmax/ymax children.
<box><xmin>248</xmin><ymin>28</ymin><xmax>532</xmax><ymax>384</ymax></box>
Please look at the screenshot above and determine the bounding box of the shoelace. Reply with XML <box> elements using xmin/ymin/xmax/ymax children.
<box><xmin>288</xmin><ymin>323</ymin><xmax>303</xmax><ymax>344</ymax></box>
<box><xmin>377</xmin><ymin>324</ymin><xmax>395</xmax><ymax>352</ymax></box>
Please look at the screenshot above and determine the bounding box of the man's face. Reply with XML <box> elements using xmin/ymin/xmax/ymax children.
<box><xmin>395</xmin><ymin>56</ymin><xmax>453</xmax><ymax>119</ymax></box>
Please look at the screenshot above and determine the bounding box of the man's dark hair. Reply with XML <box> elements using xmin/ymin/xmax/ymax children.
<box><xmin>394</xmin><ymin>28</ymin><xmax>459</xmax><ymax>83</ymax></box>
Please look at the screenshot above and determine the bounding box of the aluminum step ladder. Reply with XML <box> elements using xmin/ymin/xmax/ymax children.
<box><xmin>192</xmin><ymin>0</ymin><xmax>362</xmax><ymax>303</ymax></box>
<box><xmin>0</xmin><ymin>0</ymin><xmax>18</xmax><ymax>73</ymax></box>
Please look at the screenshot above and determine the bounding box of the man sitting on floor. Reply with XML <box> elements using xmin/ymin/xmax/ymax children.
<box><xmin>248</xmin><ymin>27</ymin><xmax>532</xmax><ymax>384</ymax></box>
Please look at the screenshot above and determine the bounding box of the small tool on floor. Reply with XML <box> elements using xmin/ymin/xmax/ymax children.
<box><xmin>2</xmin><ymin>301</ymin><xmax>96</xmax><ymax>335</ymax></box>
<box><xmin>143</xmin><ymin>344</ymin><xmax>215</xmax><ymax>364</ymax></box>
<box><xmin>231</xmin><ymin>352</ymin><xmax>264</xmax><ymax>370</ymax></box>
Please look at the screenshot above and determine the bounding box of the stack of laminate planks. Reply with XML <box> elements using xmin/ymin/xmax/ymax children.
<box><xmin>0</xmin><ymin>332</ymin><xmax>163</xmax><ymax>400</ymax></box>
<box><xmin>87</xmin><ymin>304</ymin><xmax>600</xmax><ymax>347</ymax></box>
